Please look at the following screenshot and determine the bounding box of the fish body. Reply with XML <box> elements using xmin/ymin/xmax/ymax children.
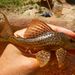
<box><xmin>1</xmin><ymin>30</ymin><xmax>75</xmax><ymax>68</ymax></box>
<box><xmin>0</xmin><ymin>12</ymin><xmax>75</xmax><ymax>68</ymax></box>
<box><xmin>7</xmin><ymin>32</ymin><xmax>75</xmax><ymax>51</ymax></box>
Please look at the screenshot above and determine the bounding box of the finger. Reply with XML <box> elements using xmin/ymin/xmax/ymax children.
<box><xmin>0</xmin><ymin>44</ymin><xmax>40</xmax><ymax>75</ymax></box>
<box><xmin>47</xmin><ymin>24</ymin><xmax>75</xmax><ymax>38</ymax></box>
<box><xmin>0</xmin><ymin>44</ymin><xmax>22</xmax><ymax>58</ymax></box>
<box><xmin>19</xmin><ymin>56</ymin><xmax>40</xmax><ymax>74</ymax></box>
<box><xmin>0</xmin><ymin>44</ymin><xmax>40</xmax><ymax>71</ymax></box>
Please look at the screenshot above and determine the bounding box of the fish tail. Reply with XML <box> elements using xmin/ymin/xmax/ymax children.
<box><xmin>0</xmin><ymin>12</ymin><xmax>13</xmax><ymax>38</ymax></box>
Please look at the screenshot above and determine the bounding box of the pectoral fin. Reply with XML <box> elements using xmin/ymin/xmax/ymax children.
<box><xmin>35</xmin><ymin>50</ymin><xmax>51</xmax><ymax>67</ymax></box>
<box><xmin>56</xmin><ymin>48</ymin><xmax>67</xmax><ymax>68</ymax></box>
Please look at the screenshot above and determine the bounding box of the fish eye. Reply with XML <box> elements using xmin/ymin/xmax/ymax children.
<box><xmin>69</xmin><ymin>38</ymin><xmax>75</xmax><ymax>43</ymax></box>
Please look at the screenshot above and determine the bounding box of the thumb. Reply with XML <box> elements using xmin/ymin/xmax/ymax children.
<box><xmin>0</xmin><ymin>44</ymin><xmax>40</xmax><ymax>75</ymax></box>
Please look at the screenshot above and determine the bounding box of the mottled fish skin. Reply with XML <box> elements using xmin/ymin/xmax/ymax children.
<box><xmin>7</xmin><ymin>31</ymin><xmax>75</xmax><ymax>51</ymax></box>
<box><xmin>0</xmin><ymin>31</ymin><xmax>75</xmax><ymax>51</ymax></box>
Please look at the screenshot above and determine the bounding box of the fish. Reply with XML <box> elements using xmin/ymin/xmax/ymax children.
<box><xmin>0</xmin><ymin>12</ymin><xmax>75</xmax><ymax>68</ymax></box>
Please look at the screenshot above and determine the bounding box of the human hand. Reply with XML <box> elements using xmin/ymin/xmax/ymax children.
<box><xmin>0</xmin><ymin>23</ymin><xmax>75</xmax><ymax>75</ymax></box>
<box><xmin>0</xmin><ymin>44</ymin><xmax>39</xmax><ymax>75</ymax></box>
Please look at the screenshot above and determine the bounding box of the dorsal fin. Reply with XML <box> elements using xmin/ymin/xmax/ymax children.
<box><xmin>0</xmin><ymin>12</ymin><xmax>13</xmax><ymax>38</ymax></box>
